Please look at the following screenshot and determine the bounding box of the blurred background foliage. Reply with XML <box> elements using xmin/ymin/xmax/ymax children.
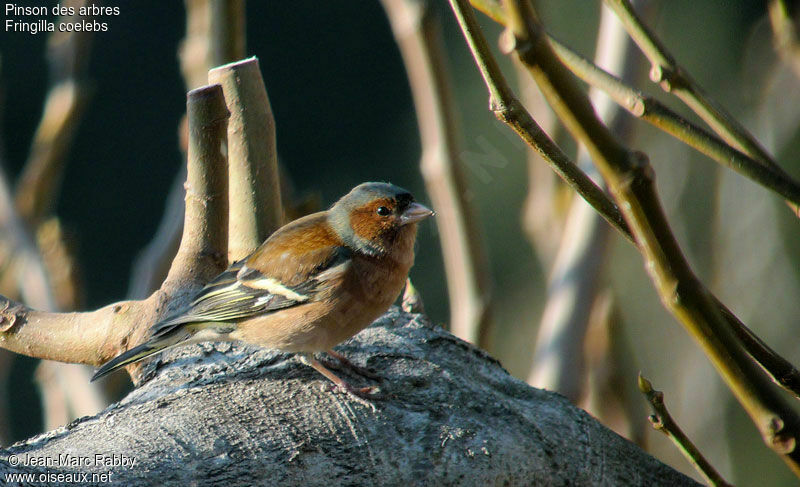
<box><xmin>1</xmin><ymin>0</ymin><xmax>799</xmax><ymax>484</ymax></box>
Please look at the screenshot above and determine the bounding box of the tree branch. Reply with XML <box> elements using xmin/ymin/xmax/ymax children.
<box><xmin>471</xmin><ymin>0</ymin><xmax>800</xmax><ymax>215</ymax></box>
<box><xmin>546</xmin><ymin>34</ymin><xmax>800</xmax><ymax>210</ymax></box>
<box><xmin>164</xmin><ymin>84</ymin><xmax>230</xmax><ymax>289</ymax></box>
<box><xmin>602</xmin><ymin>0</ymin><xmax>784</xmax><ymax>174</ymax></box>
<box><xmin>639</xmin><ymin>374</ymin><xmax>733</xmax><ymax>487</ymax></box>
<box><xmin>446</xmin><ymin>0</ymin><xmax>633</xmax><ymax>244</ymax></box>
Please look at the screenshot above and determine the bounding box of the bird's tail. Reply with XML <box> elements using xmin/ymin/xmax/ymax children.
<box><xmin>91</xmin><ymin>331</ymin><xmax>189</xmax><ymax>382</ymax></box>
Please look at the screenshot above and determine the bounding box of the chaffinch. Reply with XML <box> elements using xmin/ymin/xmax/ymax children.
<box><xmin>92</xmin><ymin>182</ymin><xmax>433</xmax><ymax>398</ymax></box>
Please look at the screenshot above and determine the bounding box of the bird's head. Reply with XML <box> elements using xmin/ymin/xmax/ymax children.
<box><xmin>329</xmin><ymin>182</ymin><xmax>433</xmax><ymax>257</ymax></box>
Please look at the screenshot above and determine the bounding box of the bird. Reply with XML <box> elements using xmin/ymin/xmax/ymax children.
<box><xmin>91</xmin><ymin>182</ymin><xmax>433</xmax><ymax>398</ymax></box>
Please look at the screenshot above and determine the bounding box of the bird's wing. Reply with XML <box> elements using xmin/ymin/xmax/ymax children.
<box><xmin>149</xmin><ymin>245</ymin><xmax>352</xmax><ymax>338</ymax></box>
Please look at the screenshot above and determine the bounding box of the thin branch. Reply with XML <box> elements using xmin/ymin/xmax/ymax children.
<box><xmin>446</xmin><ymin>0</ymin><xmax>633</xmax><ymax>244</ymax></box>
<box><xmin>209</xmin><ymin>58</ymin><xmax>283</xmax><ymax>260</ymax></box>
<box><xmin>602</xmin><ymin>0</ymin><xmax>783</xmax><ymax>173</ymax></box>
<box><xmin>382</xmin><ymin>0</ymin><xmax>493</xmax><ymax>346</ymax></box>
<box><xmin>500</xmin><ymin>0</ymin><xmax>800</xmax><ymax>473</ymax></box>
<box><xmin>638</xmin><ymin>374</ymin><xmax>734</xmax><ymax>487</ymax></box>
<box><xmin>547</xmin><ymin>35</ymin><xmax>800</xmax><ymax>210</ymax></box>
<box><xmin>472</xmin><ymin>0</ymin><xmax>800</xmax><ymax>214</ymax></box>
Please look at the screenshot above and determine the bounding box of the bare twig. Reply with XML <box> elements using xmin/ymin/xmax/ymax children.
<box><xmin>639</xmin><ymin>374</ymin><xmax>733</xmax><ymax>487</ymax></box>
<box><xmin>547</xmin><ymin>35</ymin><xmax>800</xmax><ymax>210</ymax></box>
<box><xmin>472</xmin><ymin>0</ymin><xmax>800</xmax><ymax>214</ymax></box>
<box><xmin>602</xmin><ymin>0</ymin><xmax>782</xmax><ymax>173</ymax></box>
<box><xmin>209</xmin><ymin>58</ymin><xmax>283</xmax><ymax>260</ymax></box>
<box><xmin>446</xmin><ymin>0</ymin><xmax>633</xmax><ymax>244</ymax></box>
<box><xmin>500</xmin><ymin>0</ymin><xmax>800</xmax><ymax>473</ymax></box>
<box><xmin>382</xmin><ymin>0</ymin><xmax>492</xmax><ymax>346</ymax></box>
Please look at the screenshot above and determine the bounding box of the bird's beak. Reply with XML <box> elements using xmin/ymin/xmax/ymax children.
<box><xmin>400</xmin><ymin>202</ymin><xmax>434</xmax><ymax>225</ymax></box>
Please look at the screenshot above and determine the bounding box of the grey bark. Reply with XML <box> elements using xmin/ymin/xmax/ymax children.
<box><xmin>0</xmin><ymin>308</ymin><xmax>697</xmax><ymax>486</ymax></box>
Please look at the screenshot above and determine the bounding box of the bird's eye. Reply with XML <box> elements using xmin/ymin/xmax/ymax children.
<box><xmin>376</xmin><ymin>206</ymin><xmax>392</xmax><ymax>216</ymax></box>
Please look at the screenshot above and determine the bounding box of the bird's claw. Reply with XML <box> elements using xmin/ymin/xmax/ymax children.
<box><xmin>329</xmin><ymin>382</ymin><xmax>382</xmax><ymax>409</ymax></box>
<box><xmin>322</xmin><ymin>350</ymin><xmax>382</xmax><ymax>381</ymax></box>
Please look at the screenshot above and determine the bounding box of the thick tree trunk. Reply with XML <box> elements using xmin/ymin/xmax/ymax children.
<box><xmin>0</xmin><ymin>308</ymin><xmax>696</xmax><ymax>486</ymax></box>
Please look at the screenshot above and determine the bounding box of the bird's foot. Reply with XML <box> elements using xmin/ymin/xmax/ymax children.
<box><xmin>329</xmin><ymin>381</ymin><xmax>382</xmax><ymax>410</ymax></box>
<box><xmin>323</xmin><ymin>349</ymin><xmax>381</xmax><ymax>381</ymax></box>
<box><xmin>301</xmin><ymin>353</ymin><xmax>382</xmax><ymax>410</ymax></box>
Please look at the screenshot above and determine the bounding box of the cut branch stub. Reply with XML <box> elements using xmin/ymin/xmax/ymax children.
<box><xmin>209</xmin><ymin>58</ymin><xmax>283</xmax><ymax>261</ymax></box>
<box><xmin>165</xmin><ymin>84</ymin><xmax>230</xmax><ymax>290</ymax></box>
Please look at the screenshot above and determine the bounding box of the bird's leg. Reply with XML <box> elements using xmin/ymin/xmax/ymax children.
<box><xmin>299</xmin><ymin>353</ymin><xmax>380</xmax><ymax>404</ymax></box>
<box><xmin>324</xmin><ymin>348</ymin><xmax>381</xmax><ymax>381</ymax></box>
